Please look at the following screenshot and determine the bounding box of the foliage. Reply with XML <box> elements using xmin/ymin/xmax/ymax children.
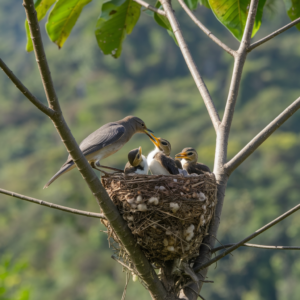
<box><xmin>0</xmin><ymin>256</ymin><xmax>30</xmax><ymax>300</ymax></box>
<box><xmin>95</xmin><ymin>0</ymin><xmax>141</xmax><ymax>58</ymax></box>
<box><xmin>24</xmin><ymin>0</ymin><xmax>300</xmax><ymax>56</ymax></box>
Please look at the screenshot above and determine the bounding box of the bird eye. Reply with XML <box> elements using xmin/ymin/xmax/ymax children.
<box><xmin>142</xmin><ymin>123</ymin><xmax>145</xmax><ymax>127</ymax></box>
<box><xmin>137</xmin><ymin>154</ymin><xmax>140</xmax><ymax>159</ymax></box>
<box><xmin>161</xmin><ymin>142</ymin><xmax>168</xmax><ymax>146</ymax></box>
<box><xmin>188</xmin><ymin>152</ymin><xmax>193</xmax><ymax>155</ymax></box>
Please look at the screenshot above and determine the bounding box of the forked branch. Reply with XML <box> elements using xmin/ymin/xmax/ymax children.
<box><xmin>0</xmin><ymin>58</ymin><xmax>55</xmax><ymax>117</ymax></box>
<box><xmin>0</xmin><ymin>188</ymin><xmax>106</xmax><ymax>219</ymax></box>
<box><xmin>225</xmin><ymin>96</ymin><xmax>300</xmax><ymax>173</ymax></box>
<box><xmin>160</xmin><ymin>0</ymin><xmax>221</xmax><ymax>132</ymax></box>
<box><xmin>194</xmin><ymin>201</ymin><xmax>300</xmax><ymax>272</ymax></box>
<box><xmin>177</xmin><ymin>0</ymin><xmax>235</xmax><ymax>57</ymax></box>
<box><xmin>248</xmin><ymin>17</ymin><xmax>300</xmax><ymax>52</ymax></box>
<box><xmin>13</xmin><ymin>1</ymin><xmax>168</xmax><ymax>298</ymax></box>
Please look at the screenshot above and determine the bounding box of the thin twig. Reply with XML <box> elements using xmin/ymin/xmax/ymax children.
<box><xmin>212</xmin><ymin>243</ymin><xmax>300</xmax><ymax>253</ymax></box>
<box><xmin>0</xmin><ymin>58</ymin><xmax>55</xmax><ymax>117</ymax></box>
<box><xmin>194</xmin><ymin>201</ymin><xmax>300</xmax><ymax>272</ymax></box>
<box><xmin>160</xmin><ymin>0</ymin><xmax>221</xmax><ymax>132</ymax></box>
<box><xmin>133</xmin><ymin>0</ymin><xmax>166</xmax><ymax>16</ymax></box>
<box><xmin>248</xmin><ymin>17</ymin><xmax>300</xmax><ymax>52</ymax></box>
<box><xmin>0</xmin><ymin>188</ymin><xmax>106</xmax><ymax>219</ymax></box>
<box><xmin>185</xmin><ymin>286</ymin><xmax>206</xmax><ymax>300</ymax></box>
<box><xmin>111</xmin><ymin>255</ymin><xmax>135</xmax><ymax>273</ymax></box>
<box><xmin>225</xmin><ymin>96</ymin><xmax>300</xmax><ymax>173</ymax></box>
<box><xmin>177</xmin><ymin>0</ymin><xmax>235</xmax><ymax>57</ymax></box>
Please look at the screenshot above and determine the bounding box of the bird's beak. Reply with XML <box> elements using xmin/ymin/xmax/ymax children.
<box><xmin>144</xmin><ymin>129</ymin><xmax>157</xmax><ymax>142</ymax></box>
<box><xmin>175</xmin><ymin>152</ymin><xmax>189</xmax><ymax>159</ymax></box>
<box><xmin>147</xmin><ymin>132</ymin><xmax>160</xmax><ymax>148</ymax></box>
<box><xmin>138</xmin><ymin>146</ymin><xmax>142</xmax><ymax>156</ymax></box>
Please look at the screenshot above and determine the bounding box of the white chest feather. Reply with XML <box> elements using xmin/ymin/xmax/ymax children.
<box><xmin>149</xmin><ymin>160</ymin><xmax>170</xmax><ymax>175</ymax></box>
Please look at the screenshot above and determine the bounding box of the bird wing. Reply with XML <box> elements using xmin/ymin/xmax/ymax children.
<box><xmin>194</xmin><ymin>163</ymin><xmax>211</xmax><ymax>174</ymax></box>
<box><xmin>64</xmin><ymin>122</ymin><xmax>125</xmax><ymax>165</ymax></box>
<box><xmin>154</xmin><ymin>153</ymin><xmax>179</xmax><ymax>175</ymax></box>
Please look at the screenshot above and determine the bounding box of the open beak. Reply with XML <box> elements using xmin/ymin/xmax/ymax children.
<box><xmin>147</xmin><ymin>132</ymin><xmax>160</xmax><ymax>148</ymax></box>
<box><xmin>144</xmin><ymin>129</ymin><xmax>159</xmax><ymax>144</ymax></box>
<box><xmin>138</xmin><ymin>146</ymin><xmax>142</xmax><ymax>156</ymax></box>
<box><xmin>175</xmin><ymin>152</ymin><xmax>189</xmax><ymax>159</ymax></box>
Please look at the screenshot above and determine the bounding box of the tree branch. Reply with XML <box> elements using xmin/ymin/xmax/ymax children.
<box><xmin>248</xmin><ymin>17</ymin><xmax>300</xmax><ymax>52</ymax></box>
<box><xmin>177</xmin><ymin>0</ymin><xmax>235</xmax><ymax>57</ymax></box>
<box><xmin>218</xmin><ymin>0</ymin><xmax>259</xmax><ymax>167</ymax></box>
<box><xmin>194</xmin><ymin>201</ymin><xmax>300</xmax><ymax>272</ymax></box>
<box><xmin>0</xmin><ymin>188</ymin><xmax>106</xmax><ymax>219</ymax></box>
<box><xmin>160</xmin><ymin>0</ymin><xmax>221</xmax><ymax>132</ymax></box>
<box><xmin>20</xmin><ymin>1</ymin><xmax>167</xmax><ymax>298</ymax></box>
<box><xmin>133</xmin><ymin>0</ymin><xmax>166</xmax><ymax>16</ymax></box>
<box><xmin>225</xmin><ymin>96</ymin><xmax>300</xmax><ymax>173</ymax></box>
<box><xmin>212</xmin><ymin>243</ymin><xmax>300</xmax><ymax>253</ymax></box>
<box><xmin>0</xmin><ymin>58</ymin><xmax>55</xmax><ymax>117</ymax></box>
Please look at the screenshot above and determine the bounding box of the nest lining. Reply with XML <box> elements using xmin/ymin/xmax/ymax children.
<box><xmin>101</xmin><ymin>172</ymin><xmax>217</xmax><ymax>266</ymax></box>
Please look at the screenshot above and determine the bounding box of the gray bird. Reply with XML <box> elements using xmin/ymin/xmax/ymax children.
<box><xmin>44</xmin><ymin>116</ymin><xmax>154</xmax><ymax>188</ymax></box>
<box><xmin>175</xmin><ymin>148</ymin><xmax>211</xmax><ymax>175</ymax></box>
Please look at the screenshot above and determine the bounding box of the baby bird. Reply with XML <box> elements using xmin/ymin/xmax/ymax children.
<box><xmin>124</xmin><ymin>147</ymin><xmax>148</xmax><ymax>175</ymax></box>
<box><xmin>175</xmin><ymin>147</ymin><xmax>211</xmax><ymax>175</ymax></box>
<box><xmin>147</xmin><ymin>136</ymin><xmax>179</xmax><ymax>175</ymax></box>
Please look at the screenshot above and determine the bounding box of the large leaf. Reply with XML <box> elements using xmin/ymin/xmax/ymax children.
<box><xmin>25</xmin><ymin>0</ymin><xmax>57</xmax><ymax>52</ymax></box>
<box><xmin>283</xmin><ymin>0</ymin><xmax>300</xmax><ymax>31</ymax></box>
<box><xmin>153</xmin><ymin>2</ymin><xmax>178</xmax><ymax>45</ymax></box>
<box><xmin>208</xmin><ymin>0</ymin><xmax>267</xmax><ymax>41</ymax></box>
<box><xmin>46</xmin><ymin>0</ymin><xmax>92</xmax><ymax>48</ymax></box>
<box><xmin>184</xmin><ymin>0</ymin><xmax>198</xmax><ymax>10</ymax></box>
<box><xmin>95</xmin><ymin>0</ymin><xmax>141</xmax><ymax>58</ymax></box>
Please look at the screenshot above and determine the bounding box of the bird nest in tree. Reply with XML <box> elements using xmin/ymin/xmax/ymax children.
<box><xmin>101</xmin><ymin>172</ymin><xmax>217</xmax><ymax>266</ymax></box>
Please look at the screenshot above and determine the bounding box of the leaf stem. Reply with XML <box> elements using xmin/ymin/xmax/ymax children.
<box><xmin>133</xmin><ymin>0</ymin><xmax>166</xmax><ymax>16</ymax></box>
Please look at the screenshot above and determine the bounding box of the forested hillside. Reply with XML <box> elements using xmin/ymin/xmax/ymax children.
<box><xmin>1</xmin><ymin>0</ymin><xmax>300</xmax><ymax>299</ymax></box>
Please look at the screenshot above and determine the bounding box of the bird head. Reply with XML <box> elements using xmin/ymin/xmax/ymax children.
<box><xmin>148</xmin><ymin>135</ymin><xmax>171</xmax><ymax>156</ymax></box>
<box><xmin>128</xmin><ymin>147</ymin><xmax>143</xmax><ymax>167</ymax></box>
<box><xmin>126</xmin><ymin>116</ymin><xmax>154</xmax><ymax>139</ymax></box>
<box><xmin>175</xmin><ymin>147</ymin><xmax>198</xmax><ymax>163</ymax></box>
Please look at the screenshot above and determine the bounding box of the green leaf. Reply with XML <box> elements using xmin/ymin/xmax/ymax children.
<box><xmin>199</xmin><ymin>0</ymin><xmax>210</xmax><ymax>8</ymax></box>
<box><xmin>208</xmin><ymin>0</ymin><xmax>267</xmax><ymax>41</ymax></box>
<box><xmin>46</xmin><ymin>0</ymin><xmax>92</xmax><ymax>49</ymax></box>
<box><xmin>184</xmin><ymin>0</ymin><xmax>198</xmax><ymax>10</ymax></box>
<box><xmin>283</xmin><ymin>0</ymin><xmax>300</xmax><ymax>31</ymax></box>
<box><xmin>25</xmin><ymin>0</ymin><xmax>57</xmax><ymax>52</ymax></box>
<box><xmin>95</xmin><ymin>0</ymin><xmax>141</xmax><ymax>58</ymax></box>
<box><xmin>153</xmin><ymin>2</ymin><xmax>178</xmax><ymax>45</ymax></box>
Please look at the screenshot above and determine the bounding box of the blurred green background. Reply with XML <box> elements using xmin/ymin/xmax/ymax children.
<box><xmin>1</xmin><ymin>0</ymin><xmax>300</xmax><ymax>299</ymax></box>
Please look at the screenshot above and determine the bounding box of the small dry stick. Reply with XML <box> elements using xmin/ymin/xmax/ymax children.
<box><xmin>212</xmin><ymin>243</ymin><xmax>300</xmax><ymax>253</ymax></box>
<box><xmin>194</xmin><ymin>201</ymin><xmax>300</xmax><ymax>272</ymax></box>
<box><xmin>0</xmin><ymin>188</ymin><xmax>106</xmax><ymax>220</ymax></box>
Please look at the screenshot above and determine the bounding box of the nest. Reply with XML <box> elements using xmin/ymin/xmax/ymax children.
<box><xmin>101</xmin><ymin>172</ymin><xmax>217</xmax><ymax>266</ymax></box>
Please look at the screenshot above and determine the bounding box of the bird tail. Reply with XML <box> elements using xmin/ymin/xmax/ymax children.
<box><xmin>43</xmin><ymin>162</ymin><xmax>74</xmax><ymax>189</ymax></box>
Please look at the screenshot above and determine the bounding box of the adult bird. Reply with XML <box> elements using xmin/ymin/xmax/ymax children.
<box><xmin>124</xmin><ymin>147</ymin><xmax>148</xmax><ymax>175</ymax></box>
<box><xmin>175</xmin><ymin>147</ymin><xmax>211</xmax><ymax>175</ymax></box>
<box><xmin>147</xmin><ymin>136</ymin><xmax>179</xmax><ymax>175</ymax></box>
<box><xmin>44</xmin><ymin>116</ymin><xmax>154</xmax><ymax>188</ymax></box>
